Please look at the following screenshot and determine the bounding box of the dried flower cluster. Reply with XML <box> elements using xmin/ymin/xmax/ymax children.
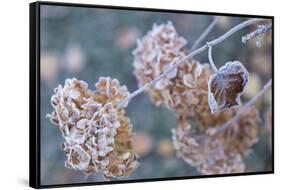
<box><xmin>133</xmin><ymin>21</ymin><xmax>260</xmax><ymax>174</ymax></box>
<box><xmin>133</xmin><ymin>21</ymin><xmax>212</xmax><ymax>115</ymax></box>
<box><xmin>173</xmin><ymin>106</ymin><xmax>259</xmax><ymax>174</ymax></box>
<box><xmin>49</xmin><ymin>77</ymin><xmax>139</xmax><ymax>179</ymax></box>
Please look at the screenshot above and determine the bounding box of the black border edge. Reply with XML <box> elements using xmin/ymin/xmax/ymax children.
<box><xmin>30</xmin><ymin>1</ymin><xmax>40</xmax><ymax>189</ymax></box>
<box><xmin>30</xmin><ymin>1</ymin><xmax>274</xmax><ymax>189</ymax></box>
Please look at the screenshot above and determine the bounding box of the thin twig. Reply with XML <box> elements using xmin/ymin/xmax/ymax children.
<box><xmin>210</xmin><ymin>79</ymin><xmax>272</xmax><ymax>135</ymax></box>
<box><xmin>242</xmin><ymin>23</ymin><xmax>272</xmax><ymax>44</ymax></box>
<box><xmin>207</xmin><ymin>43</ymin><xmax>218</xmax><ymax>72</ymax></box>
<box><xmin>191</xmin><ymin>17</ymin><xmax>219</xmax><ymax>51</ymax></box>
<box><xmin>117</xmin><ymin>18</ymin><xmax>264</xmax><ymax>109</ymax></box>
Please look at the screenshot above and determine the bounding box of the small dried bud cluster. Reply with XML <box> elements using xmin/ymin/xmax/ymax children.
<box><xmin>133</xmin><ymin>21</ymin><xmax>259</xmax><ymax>175</ymax></box>
<box><xmin>133</xmin><ymin>21</ymin><xmax>212</xmax><ymax>115</ymax></box>
<box><xmin>49</xmin><ymin>77</ymin><xmax>139</xmax><ymax>179</ymax></box>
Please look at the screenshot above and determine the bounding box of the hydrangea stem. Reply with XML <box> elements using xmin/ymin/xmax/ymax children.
<box><xmin>117</xmin><ymin>18</ymin><xmax>265</xmax><ymax>109</ymax></box>
<box><xmin>191</xmin><ymin>16</ymin><xmax>219</xmax><ymax>51</ymax></box>
<box><xmin>207</xmin><ymin>43</ymin><xmax>218</xmax><ymax>72</ymax></box>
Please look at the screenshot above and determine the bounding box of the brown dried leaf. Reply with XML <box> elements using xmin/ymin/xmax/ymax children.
<box><xmin>208</xmin><ymin>61</ymin><xmax>249</xmax><ymax>113</ymax></box>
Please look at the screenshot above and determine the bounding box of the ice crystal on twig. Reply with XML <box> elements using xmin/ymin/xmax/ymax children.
<box><xmin>242</xmin><ymin>23</ymin><xmax>272</xmax><ymax>44</ymax></box>
<box><xmin>49</xmin><ymin>77</ymin><xmax>139</xmax><ymax>179</ymax></box>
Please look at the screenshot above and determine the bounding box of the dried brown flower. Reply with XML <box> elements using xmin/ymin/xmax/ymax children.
<box><xmin>173</xmin><ymin>126</ymin><xmax>245</xmax><ymax>174</ymax></box>
<box><xmin>172</xmin><ymin>106</ymin><xmax>259</xmax><ymax>174</ymax></box>
<box><xmin>133</xmin><ymin>21</ymin><xmax>212</xmax><ymax>115</ymax></box>
<box><xmin>49</xmin><ymin>77</ymin><xmax>139</xmax><ymax>179</ymax></box>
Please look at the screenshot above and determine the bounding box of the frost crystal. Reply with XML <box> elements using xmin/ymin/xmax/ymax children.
<box><xmin>49</xmin><ymin>77</ymin><xmax>139</xmax><ymax>179</ymax></box>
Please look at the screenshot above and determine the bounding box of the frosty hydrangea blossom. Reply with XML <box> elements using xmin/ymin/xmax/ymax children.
<box><xmin>133</xmin><ymin>21</ymin><xmax>212</xmax><ymax>115</ymax></box>
<box><xmin>49</xmin><ymin>77</ymin><xmax>139</xmax><ymax>179</ymax></box>
<box><xmin>172</xmin><ymin>126</ymin><xmax>245</xmax><ymax>174</ymax></box>
<box><xmin>172</xmin><ymin>106</ymin><xmax>259</xmax><ymax>174</ymax></box>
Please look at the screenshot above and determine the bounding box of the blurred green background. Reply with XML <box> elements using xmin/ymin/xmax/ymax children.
<box><xmin>40</xmin><ymin>4</ymin><xmax>272</xmax><ymax>185</ymax></box>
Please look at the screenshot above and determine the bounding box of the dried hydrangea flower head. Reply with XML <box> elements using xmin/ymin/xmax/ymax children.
<box><xmin>49</xmin><ymin>77</ymin><xmax>139</xmax><ymax>179</ymax></box>
<box><xmin>172</xmin><ymin>106</ymin><xmax>259</xmax><ymax>174</ymax></box>
<box><xmin>208</xmin><ymin>61</ymin><xmax>249</xmax><ymax>113</ymax></box>
<box><xmin>133</xmin><ymin>21</ymin><xmax>212</xmax><ymax>115</ymax></box>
